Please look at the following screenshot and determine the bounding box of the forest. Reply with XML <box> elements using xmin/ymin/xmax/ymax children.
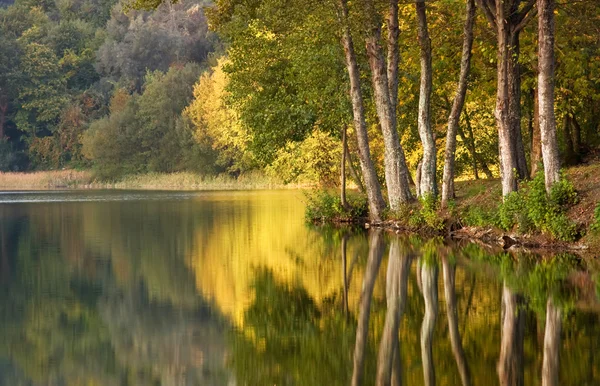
<box><xmin>0</xmin><ymin>0</ymin><xmax>599</xmax><ymax>223</ymax></box>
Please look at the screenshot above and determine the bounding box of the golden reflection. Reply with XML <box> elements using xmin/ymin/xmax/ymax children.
<box><xmin>187</xmin><ymin>191</ymin><xmax>374</xmax><ymax>326</ymax></box>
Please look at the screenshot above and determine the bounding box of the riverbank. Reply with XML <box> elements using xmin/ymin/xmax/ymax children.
<box><xmin>0</xmin><ymin>170</ymin><xmax>303</xmax><ymax>190</ymax></box>
<box><xmin>382</xmin><ymin>160</ymin><xmax>600</xmax><ymax>257</ymax></box>
<box><xmin>310</xmin><ymin>159</ymin><xmax>600</xmax><ymax>257</ymax></box>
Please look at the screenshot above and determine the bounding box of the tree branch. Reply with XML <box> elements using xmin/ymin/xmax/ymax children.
<box><xmin>476</xmin><ymin>0</ymin><xmax>497</xmax><ymax>31</ymax></box>
<box><xmin>514</xmin><ymin>2</ymin><xmax>537</xmax><ymax>32</ymax></box>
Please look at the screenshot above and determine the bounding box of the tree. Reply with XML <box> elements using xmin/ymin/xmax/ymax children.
<box><xmin>415</xmin><ymin>0</ymin><xmax>436</xmax><ymax>197</ymax></box>
<box><xmin>96</xmin><ymin>0</ymin><xmax>216</xmax><ymax>90</ymax></box>
<box><xmin>537</xmin><ymin>0</ymin><xmax>560</xmax><ymax>192</ymax></box>
<box><xmin>185</xmin><ymin>58</ymin><xmax>254</xmax><ymax>174</ymax></box>
<box><xmin>477</xmin><ymin>0</ymin><xmax>536</xmax><ymax>196</ymax></box>
<box><xmin>441</xmin><ymin>0</ymin><xmax>476</xmax><ymax>207</ymax></box>
<box><xmin>363</xmin><ymin>0</ymin><xmax>412</xmax><ymax>210</ymax></box>
<box><xmin>339</xmin><ymin>0</ymin><xmax>386</xmax><ymax>220</ymax></box>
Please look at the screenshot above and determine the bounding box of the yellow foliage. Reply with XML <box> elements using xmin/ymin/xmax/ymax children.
<box><xmin>184</xmin><ymin>58</ymin><xmax>253</xmax><ymax>172</ymax></box>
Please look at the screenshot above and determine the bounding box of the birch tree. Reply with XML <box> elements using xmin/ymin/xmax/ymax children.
<box><xmin>477</xmin><ymin>0</ymin><xmax>536</xmax><ymax>196</ymax></box>
<box><xmin>441</xmin><ymin>0</ymin><xmax>476</xmax><ymax>206</ymax></box>
<box><xmin>363</xmin><ymin>0</ymin><xmax>412</xmax><ymax>210</ymax></box>
<box><xmin>537</xmin><ymin>0</ymin><xmax>560</xmax><ymax>192</ymax></box>
<box><xmin>415</xmin><ymin>0</ymin><xmax>437</xmax><ymax>197</ymax></box>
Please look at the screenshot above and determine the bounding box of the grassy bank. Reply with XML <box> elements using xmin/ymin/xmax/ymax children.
<box><xmin>307</xmin><ymin>159</ymin><xmax>600</xmax><ymax>254</ymax></box>
<box><xmin>0</xmin><ymin>170</ymin><xmax>301</xmax><ymax>190</ymax></box>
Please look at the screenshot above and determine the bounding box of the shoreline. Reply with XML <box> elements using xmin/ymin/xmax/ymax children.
<box><xmin>374</xmin><ymin>220</ymin><xmax>597</xmax><ymax>257</ymax></box>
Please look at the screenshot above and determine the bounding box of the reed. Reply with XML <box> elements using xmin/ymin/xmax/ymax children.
<box><xmin>0</xmin><ymin>169</ymin><xmax>310</xmax><ymax>190</ymax></box>
<box><xmin>0</xmin><ymin>170</ymin><xmax>93</xmax><ymax>189</ymax></box>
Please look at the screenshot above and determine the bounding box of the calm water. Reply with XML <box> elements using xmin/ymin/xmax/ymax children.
<box><xmin>0</xmin><ymin>190</ymin><xmax>599</xmax><ymax>385</ymax></box>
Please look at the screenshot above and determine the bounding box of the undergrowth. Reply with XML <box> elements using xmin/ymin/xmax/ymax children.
<box><xmin>304</xmin><ymin>190</ymin><xmax>368</xmax><ymax>223</ymax></box>
<box><xmin>495</xmin><ymin>172</ymin><xmax>578</xmax><ymax>241</ymax></box>
<box><xmin>591</xmin><ymin>202</ymin><xmax>600</xmax><ymax>233</ymax></box>
<box><xmin>404</xmin><ymin>193</ymin><xmax>445</xmax><ymax>231</ymax></box>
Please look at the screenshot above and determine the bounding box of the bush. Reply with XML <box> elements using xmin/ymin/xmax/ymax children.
<box><xmin>419</xmin><ymin>193</ymin><xmax>444</xmax><ymax>231</ymax></box>
<box><xmin>591</xmin><ymin>203</ymin><xmax>600</xmax><ymax>233</ymax></box>
<box><xmin>496</xmin><ymin>171</ymin><xmax>577</xmax><ymax>241</ymax></box>
<box><xmin>304</xmin><ymin>190</ymin><xmax>367</xmax><ymax>223</ymax></box>
<box><xmin>497</xmin><ymin>191</ymin><xmax>530</xmax><ymax>232</ymax></box>
<box><xmin>462</xmin><ymin>206</ymin><xmax>497</xmax><ymax>227</ymax></box>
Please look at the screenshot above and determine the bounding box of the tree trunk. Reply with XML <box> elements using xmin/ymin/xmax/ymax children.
<box><xmin>508</xmin><ymin>31</ymin><xmax>529</xmax><ymax>179</ymax></box>
<box><xmin>364</xmin><ymin>0</ymin><xmax>412</xmax><ymax>210</ymax></box>
<box><xmin>420</xmin><ymin>260</ymin><xmax>438</xmax><ymax>386</ymax></box>
<box><xmin>442</xmin><ymin>258</ymin><xmax>471</xmax><ymax>386</ymax></box>
<box><xmin>462</xmin><ymin>111</ymin><xmax>494</xmax><ymax>179</ymax></box>
<box><xmin>339</xmin><ymin>0</ymin><xmax>386</xmax><ymax>220</ymax></box>
<box><xmin>415</xmin><ymin>1</ymin><xmax>437</xmax><ymax>197</ymax></box>
<box><xmin>387</xmin><ymin>0</ymin><xmax>399</xmax><ymax>123</ymax></box>
<box><xmin>495</xmin><ymin>2</ymin><xmax>518</xmax><ymax>196</ymax></box>
<box><xmin>563</xmin><ymin>115</ymin><xmax>577</xmax><ymax>165</ymax></box>
<box><xmin>341</xmin><ymin>126</ymin><xmax>349</xmax><ymax>208</ymax></box>
<box><xmin>571</xmin><ymin>116</ymin><xmax>582</xmax><ymax>159</ymax></box>
<box><xmin>415</xmin><ymin>159</ymin><xmax>423</xmax><ymax>198</ymax></box>
<box><xmin>497</xmin><ymin>284</ymin><xmax>525</xmax><ymax>386</ymax></box>
<box><xmin>376</xmin><ymin>238</ymin><xmax>411</xmax><ymax>386</ymax></box>
<box><xmin>351</xmin><ymin>229</ymin><xmax>384</xmax><ymax>386</ymax></box>
<box><xmin>477</xmin><ymin>0</ymin><xmax>535</xmax><ymax>194</ymax></box>
<box><xmin>538</xmin><ymin>0</ymin><xmax>561</xmax><ymax>192</ymax></box>
<box><xmin>530</xmin><ymin>88</ymin><xmax>542</xmax><ymax>177</ymax></box>
<box><xmin>346</xmin><ymin>139</ymin><xmax>366</xmax><ymax>194</ymax></box>
<box><xmin>441</xmin><ymin>0</ymin><xmax>475</xmax><ymax>207</ymax></box>
<box><xmin>542</xmin><ymin>297</ymin><xmax>561</xmax><ymax>386</ymax></box>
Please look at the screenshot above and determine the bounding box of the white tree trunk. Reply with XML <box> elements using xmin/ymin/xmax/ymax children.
<box><xmin>339</xmin><ymin>0</ymin><xmax>386</xmax><ymax>220</ymax></box>
<box><xmin>538</xmin><ymin>0</ymin><xmax>561</xmax><ymax>192</ymax></box>
<box><xmin>416</xmin><ymin>0</ymin><xmax>437</xmax><ymax>197</ymax></box>
<box><xmin>441</xmin><ymin>0</ymin><xmax>475</xmax><ymax>206</ymax></box>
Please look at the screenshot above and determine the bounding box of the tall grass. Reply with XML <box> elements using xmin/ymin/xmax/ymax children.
<box><xmin>0</xmin><ymin>170</ymin><xmax>93</xmax><ymax>189</ymax></box>
<box><xmin>107</xmin><ymin>170</ymin><xmax>296</xmax><ymax>190</ymax></box>
<box><xmin>0</xmin><ymin>169</ymin><xmax>306</xmax><ymax>190</ymax></box>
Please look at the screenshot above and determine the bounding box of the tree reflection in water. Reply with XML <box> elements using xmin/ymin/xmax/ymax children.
<box><xmin>351</xmin><ymin>230</ymin><xmax>385</xmax><ymax>386</ymax></box>
<box><xmin>0</xmin><ymin>195</ymin><xmax>596</xmax><ymax>385</ymax></box>
<box><xmin>375</xmin><ymin>237</ymin><xmax>412</xmax><ymax>386</ymax></box>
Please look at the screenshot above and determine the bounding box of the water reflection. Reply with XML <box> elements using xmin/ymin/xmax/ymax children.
<box><xmin>441</xmin><ymin>254</ymin><xmax>471</xmax><ymax>386</ymax></box>
<box><xmin>349</xmin><ymin>234</ymin><xmax>599</xmax><ymax>386</ymax></box>
<box><xmin>0</xmin><ymin>190</ymin><xmax>599</xmax><ymax>385</ymax></box>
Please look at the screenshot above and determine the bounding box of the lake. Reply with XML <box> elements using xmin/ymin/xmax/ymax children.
<box><xmin>0</xmin><ymin>189</ymin><xmax>598</xmax><ymax>385</ymax></box>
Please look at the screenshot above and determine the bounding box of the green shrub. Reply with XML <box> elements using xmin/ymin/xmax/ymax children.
<box><xmin>495</xmin><ymin>171</ymin><xmax>577</xmax><ymax>241</ymax></box>
<box><xmin>462</xmin><ymin>206</ymin><xmax>497</xmax><ymax>227</ymax></box>
<box><xmin>591</xmin><ymin>203</ymin><xmax>600</xmax><ymax>233</ymax></box>
<box><xmin>419</xmin><ymin>193</ymin><xmax>444</xmax><ymax>231</ymax></box>
<box><xmin>304</xmin><ymin>190</ymin><xmax>367</xmax><ymax>223</ymax></box>
<box><xmin>497</xmin><ymin>191</ymin><xmax>531</xmax><ymax>232</ymax></box>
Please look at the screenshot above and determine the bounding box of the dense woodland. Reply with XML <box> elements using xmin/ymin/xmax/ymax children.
<box><xmin>1</xmin><ymin>0</ymin><xmax>599</xmax><ymax>214</ymax></box>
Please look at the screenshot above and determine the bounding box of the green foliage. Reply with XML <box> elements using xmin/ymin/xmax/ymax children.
<box><xmin>462</xmin><ymin>205</ymin><xmax>497</xmax><ymax>227</ymax></box>
<box><xmin>497</xmin><ymin>191</ymin><xmax>531</xmax><ymax>232</ymax></box>
<box><xmin>83</xmin><ymin>64</ymin><xmax>218</xmax><ymax>179</ymax></box>
<box><xmin>496</xmin><ymin>172</ymin><xmax>578</xmax><ymax>241</ymax></box>
<box><xmin>418</xmin><ymin>193</ymin><xmax>444</xmax><ymax>231</ymax></box>
<box><xmin>591</xmin><ymin>202</ymin><xmax>600</xmax><ymax>233</ymax></box>
<box><xmin>304</xmin><ymin>190</ymin><xmax>367</xmax><ymax>224</ymax></box>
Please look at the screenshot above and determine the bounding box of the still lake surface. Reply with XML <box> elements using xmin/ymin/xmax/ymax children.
<box><xmin>0</xmin><ymin>189</ymin><xmax>599</xmax><ymax>385</ymax></box>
